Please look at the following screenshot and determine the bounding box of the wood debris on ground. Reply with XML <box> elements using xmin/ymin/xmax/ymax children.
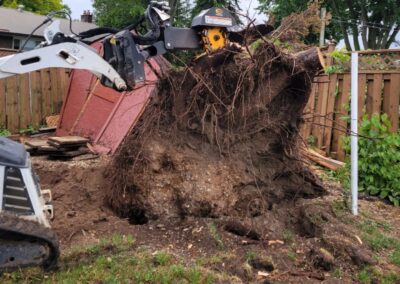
<box><xmin>25</xmin><ymin>136</ymin><xmax>95</xmax><ymax>160</ymax></box>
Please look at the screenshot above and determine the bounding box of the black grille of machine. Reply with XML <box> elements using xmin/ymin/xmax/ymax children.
<box><xmin>3</xmin><ymin>167</ymin><xmax>34</xmax><ymax>215</ymax></box>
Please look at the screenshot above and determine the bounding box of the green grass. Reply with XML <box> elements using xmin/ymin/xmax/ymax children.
<box><xmin>0</xmin><ymin>234</ymin><xmax>219</xmax><ymax>284</ymax></box>
<box><xmin>287</xmin><ymin>247</ymin><xmax>297</xmax><ymax>262</ymax></box>
<box><xmin>356</xmin><ymin>218</ymin><xmax>400</xmax><ymax>267</ymax></box>
<box><xmin>355</xmin><ymin>267</ymin><xmax>400</xmax><ymax>284</ymax></box>
<box><xmin>245</xmin><ymin>251</ymin><xmax>256</xmax><ymax>262</ymax></box>
<box><xmin>282</xmin><ymin>229</ymin><xmax>295</xmax><ymax>245</ymax></box>
<box><xmin>356</xmin><ymin>267</ymin><xmax>372</xmax><ymax>284</ymax></box>
<box><xmin>389</xmin><ymin>249</ymin><xmax>400</xmax><ymax>266</ymax></box>
<box><xmin>207</xmin><ymin>222</ymin><xmax>224</xmax><ymax>249</ymax></box>
<box><xmin>332</xmin><ymin>267</ymin><xmax>343</xmax><ymax>279</ymax></box>
<box><xmin>358</xmin><ymin>219</ymin><xmax>399</xmax><ymax>251</ymax></box>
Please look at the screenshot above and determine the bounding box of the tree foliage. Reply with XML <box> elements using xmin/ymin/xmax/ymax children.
<box><xmin>258</xmin><ymin>0</ymin><xmax>400</xmax><ymax>50</ymax></box>
<box><xmin>93</xmin><ymin>0</ymin><xmax>147</xmax><ymax>29</ymax></box>
<box><xmin>1</xmin><ymin>0</ymin><xmax>68</xmax><ymax>15</ymax></box>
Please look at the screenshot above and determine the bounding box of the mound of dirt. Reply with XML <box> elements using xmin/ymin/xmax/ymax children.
<box><xmin>107</xmin><ymin>41</ymin><xmax>325</xmax><ymax>224</ymax></box>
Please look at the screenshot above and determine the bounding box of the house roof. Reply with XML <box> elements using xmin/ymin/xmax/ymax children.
<box><xmin>0</xmin><ymin>7</ymin><xmax>97</xmax><ymax>38</ymax></box>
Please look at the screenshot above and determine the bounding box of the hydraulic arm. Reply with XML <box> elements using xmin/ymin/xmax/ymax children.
<box><xmin>0</xmin><ymin>1</ymin><xmax>259</xmax><ymax>91</ymax></box>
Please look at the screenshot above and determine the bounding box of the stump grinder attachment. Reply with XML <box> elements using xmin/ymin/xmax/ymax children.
<box><xmin>0</xmin><ymin>137</ymin><xmax>59</xmax><ymax>271</ymax></box>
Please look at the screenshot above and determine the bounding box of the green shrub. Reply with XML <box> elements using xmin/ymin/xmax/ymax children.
<box><xmin>343</xmin><ymin>114</ymin><xmax>400</xmax><ymax>206</ymax></box>
<box><xmin>0</xmin><ymin>128</ymin><xmax>11</xmax><ymax>136</ymax></box>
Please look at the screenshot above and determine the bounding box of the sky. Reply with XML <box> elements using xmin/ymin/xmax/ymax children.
<box><xmin>63</xmin><ymin>0</ymin><xmax>93</xmax><ymax>20</ymax></box>
<box><xmin>62</xmin><ymin>0</ymin><xmax>266</xmax><ymax>23</ymax></box>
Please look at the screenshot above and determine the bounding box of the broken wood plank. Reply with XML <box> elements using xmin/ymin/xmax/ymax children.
<box><xmin>302</xmin><ymin>148</ymin><xmax>345</xmax><ymax>170</ymax></box>
<box><xmin>47</xmin><ymin>140</ymin><xmax>82</xmax><ymax>150</ymax></box>
<box><xmin>39</xmin><ymin>127</ymin><xmax>57</xmax><ymax>133</ymax></box>
<box><xmin>49</xmin><ymin>148</ymin><xmax>89</xmax><ymax>158</ymax></box>
<box><xmin>25</xmin><ymin>140</ymin><xmax>48</xmax><ymax>149</ymax></box>
<box><xmin>48</xmin><ymin>136</ymin><xmax>89</xmax><ymax>145</ymax></box>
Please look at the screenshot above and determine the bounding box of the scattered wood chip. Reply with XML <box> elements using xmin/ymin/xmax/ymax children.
<box><xmin>355</xmin><ymin>235</ymin><xmax>363</xmax><ymax>245</ymax></box>
<box><xmin>268</xmin><ymin>240</ymin><xmax>284</xmax><ymax>246</ymax></box>
<box><xmin>257</xmin><ymin>271</ymin><xmax>270</xmax><ymax>278</ymax></box>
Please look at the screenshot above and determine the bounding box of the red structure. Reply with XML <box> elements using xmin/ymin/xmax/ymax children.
<box><xmin>57</xmin><ymin>42</ymin><xmax>168</xmax><ymax>154</ymax></box>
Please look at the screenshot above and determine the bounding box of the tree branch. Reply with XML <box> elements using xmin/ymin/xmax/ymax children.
<box><xmin>385</xmin><ymin>24</ymin><xmax>400</xmax><ymax>49</ymax></box>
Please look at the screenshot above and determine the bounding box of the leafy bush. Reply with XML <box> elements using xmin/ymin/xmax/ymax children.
<box><xmin>343</xmin><ymin>114</ymin><xmax>400</xmax><ymax>206</ymax></box>
<box><xmin>0</xmin><ymin>128</ymin><xmax>11</xmax><ymax>137</ymax></box>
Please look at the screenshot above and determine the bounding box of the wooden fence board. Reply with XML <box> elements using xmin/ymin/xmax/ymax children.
<box><xmin>358</xmin><ymin>74</ymin><xmax>367</xmax><ymax>120</ymax></box>
<box><xmin>5</xmin><ymin>76</ymin><xmax>19</xmax><ymax>132</ymax></box>
<box><xmin>388</xmin><ymin>74</ymin><xmax>400</xmax><ymax>132</ymax></box>
<box><xmin>335</xmin><ymin>74</ymin><xmax>351</xmax><ymax>161</ymax></box>
<box><xmin>301</xmin><ymin>84</ymin><xmax>317</xmax><ymax>138</ymax></box>
<box><xmin>30</xmin><ymin>71</ymin><xmax>42</xmax><ymax>127</ymax></box>
<box><xmin>311</xmin><ymin>79</ymin><xmax>321</xmax><ymax>141</ymax></box>
<box><xmin>323</xmin><ymin>74</ymin><xmax>337</xmax><ymax>153</ymax></box>
<box><xmin>331</xmin><ymin>76</ymin><xmax>344</xmax><ymax>158</ymax></box>
<box><xmin>0</xmin><ymin>80</ymin><xmax>5</xmax><ymax>128</ymax></box>
<box><xmin>18</xmin><ymin>74</ymin><xmax>30</xmax><ymax>129</ymax></box>
<box><xmin>317</xmin><ymin>79</ymin><xmax>330</xmax><ymax>149</ymax></box>
<box><xmin>371</xmin><ymin>74</ymin><xmax>383</xmax><ymax>114</ymax></box>
<box><xmin>40</xmin><ymin>69</ymin><xmax>52</xmax><ymax>117</ymax></box>
<box><xmin>365</xmin><ymin>78</ymin><xmax>374</xmax><ymax>116</ymax></box>
<box><xmin>50</xmin><ymin>69</ymin><xmax>62</xmax><ymax>112</ymax></box>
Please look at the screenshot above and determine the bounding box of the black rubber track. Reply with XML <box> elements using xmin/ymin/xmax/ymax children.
<box><xmin>0</xmin><ymin>213</ymin><xmax>59</xmax><ymax>271</ymax></box>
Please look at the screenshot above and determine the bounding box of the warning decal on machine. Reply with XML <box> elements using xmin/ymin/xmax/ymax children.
<box><xmin>205</xmin><ymin>16</ymin><xmax>233</xmax><ymax>26</ymax></box>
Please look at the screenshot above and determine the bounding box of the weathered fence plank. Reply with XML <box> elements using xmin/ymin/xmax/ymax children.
<box><xmin>0</xmin><ymin>66</ymin><xmax>69</xmax><ymax>132</ymax></box>
<box><xmin>0</xmin><ymin>80</ymin><xmax>5</xmax><ymax>128</ymax></box>
<box><xmin>388</xmin><ymin>74</ymin><xmax>400</xmax><ymax>132</ymax></box>
<box><xmin>323</xmin><ymin>73</ymin><xmax>337</xmax><ymax>153</ymax></box>
<box><xmin>18</xmin><ymin>74</ymin><xmax>30</xmax><ymax>130</ymax></box>
<box><xmin>303</xmin><ymin>68</ymin><xmax>400</xmax><ymax>161</ymax></box>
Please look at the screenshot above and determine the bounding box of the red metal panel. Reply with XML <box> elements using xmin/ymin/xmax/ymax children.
<box><xmin>93</xmin><ymin>59</ymin><xmax>160</xmax><ymax>154</ymax></box>
<box><xmin>57</xmin><ymin>38</ymin><xmax>165</xmax><ymax>154</ymax></box>
<box><xmin>57</xmin><ymin>42</ymin><xmax>102</xmax><ymax>136</ymax></box>
<box><xmin>69</xmin><ymin>83</ymin><xmax>119</xmax><ymax>140</ymax></box>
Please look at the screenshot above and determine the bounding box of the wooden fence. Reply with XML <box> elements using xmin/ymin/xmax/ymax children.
<box><xmin>0</xmin><ymin>49</ymin><xmax>70</xmax><ymax>132</ymax></box>
<box><xmin>302</xmin><ymin>49</ymin><xmax>400</xmax><ymax>161</ymax></box>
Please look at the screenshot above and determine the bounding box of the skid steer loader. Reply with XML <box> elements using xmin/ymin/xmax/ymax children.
<box><xmin>0</xmin><ymin>137</ymin><xmax>58</xmax><ymax>270</ymax></box>
<box><xmin>0</xmin><ymin>0</ymin><xmax>271</xmax><ymax>271</ymax></box>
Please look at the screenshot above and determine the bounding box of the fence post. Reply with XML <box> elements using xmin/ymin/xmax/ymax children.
<box><xmin>351</xmin><ymin>52</ymin><xmax>359</xmax><ymax>216</ymax></box>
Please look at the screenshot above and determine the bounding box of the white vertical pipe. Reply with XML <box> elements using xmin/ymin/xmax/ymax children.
<box><xmin>351</xmin><ymin>52</ymin><xmax>359</xmax><ymax>216</ymax></box>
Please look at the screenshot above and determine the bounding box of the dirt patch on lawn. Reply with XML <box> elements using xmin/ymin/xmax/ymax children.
<box><xmin>32</xmin><ymin>156</ymin><xmax>400</xmax><ymax>283</ymax></box>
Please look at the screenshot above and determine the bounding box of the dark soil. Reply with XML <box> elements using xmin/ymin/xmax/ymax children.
<box><xmin>32</xmin><ymin>157</ymin><xmax>400</xmax><ymax>283</ymax></box>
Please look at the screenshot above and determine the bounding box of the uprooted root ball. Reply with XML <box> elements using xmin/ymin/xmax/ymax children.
<box><xmin>107</xmin><ymin>41</ymin><xmax>325</xmax><ymax>224</ymax></box>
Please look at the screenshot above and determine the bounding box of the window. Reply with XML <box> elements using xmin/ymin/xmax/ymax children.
<box><xmin>0</xmin><ymin>35</ymin><xmax>12</xmax><ymax>49</ymax></box>
<box><xmin>13</xmin><ymin>38</ymin><xmax>20</xmax><ymax>50</ymax></box>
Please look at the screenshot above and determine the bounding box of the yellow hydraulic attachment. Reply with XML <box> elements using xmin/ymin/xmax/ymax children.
<box><xmin>201</xmin><ymin>28</ymin><xmax>227</xmax><ymax>53</ymax></box>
